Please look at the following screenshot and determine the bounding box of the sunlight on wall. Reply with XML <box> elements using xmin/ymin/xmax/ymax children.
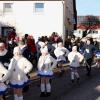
<box><xmin>0</xmin><ymin>1</ymin><xmax>63</xmax><ymax>40</ymax></box>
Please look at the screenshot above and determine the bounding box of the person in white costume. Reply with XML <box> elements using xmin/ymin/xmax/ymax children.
<box><xmin>0</xmin><ymin>63</ymin><xmax>10</xmax><ymax>100</ymax></box>
<box><xmin>54</xmin><ymin>42</ymin><xmax>69</xmax><ymax>76</ymax></box>
<box><xmin>68</xmin><ymin>46</ymin><xmax>84</xmax><ymax>83</ymax></box>
<box><xmin>0</xmin><ymin>42</ymin><xmax>13</xmax><ymax>100</ymax></box>
<box><xmin>38</xmin><ymin>46</ymin><xmax>57</xmax><ymax>97</ymax></box>
<box><xmin>8</xmin><ymin>46</ymin><xmax>33</xmax><ymax>100</ymax></box>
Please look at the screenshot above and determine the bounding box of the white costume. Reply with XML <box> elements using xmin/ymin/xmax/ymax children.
<box><xmin>38</xmin><ymin>47</ymin><xmax>57</xmax><ymax>77</ymax></box>
<box><xmin>8</xmin><ymin>47</ymin><xmax>32</xmax><ymax>88</ymax></box>
<box><xmin>68</xmin><ymin>52</ymin><xmax>83</xmax><ymax>67</ymax></box>
<box><xmin>38</xmin><ymin>46</ymin><xmax>57</xmax><ymax>96</ymax></box>
<box><xmin>68</xmin><ymin>47</ymin><xmax>84</xmax><ymax>81</ymax></box>
<box><xmin>54</xmin><ymin>46</ymin><xmax>69</xmax><ymax>62</ymax></box>
<box><xmin>0</xmin><ymin>63</ymin><xmax>10</xmax><ymax>95</ymax></box>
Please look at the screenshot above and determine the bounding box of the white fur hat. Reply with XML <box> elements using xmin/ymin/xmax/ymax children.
<box><xmin>58</xmin><ymin>42</ymin><xmax>63</xmax><ymax>46</ymax></box>
<box><xmin>72</xmin><ymin>46</ymin><xmax>77</xmax><ymax>51</ymax></box>
<box><xmin>41</xmin><ymin>46</ymin><xmax>48</xmax><ymax>54</ymax></box>
<box><xmin>0</xmin><ymin>43</ymin><xmax>4</xmax><ymax>47</ymax></box>
<box><xmin>38</xmin><ymin>42</ymin><xmax>45</xmax><ymax>48</ymax></box>
<box><xmin>13</xmin><ymin>46</ymin><xmax>22</xmax><ymax>55</ymax></box>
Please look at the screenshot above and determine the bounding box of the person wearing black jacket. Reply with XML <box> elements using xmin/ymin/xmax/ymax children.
<box><xmin>81</xmin><ymin>39</ymin><xmax>96</xmax><ymax>76</ymax></box>
<box><xmin>7</xmin><ymin>38</ymin><xmax>17</xmax><ymax>54</ymax></box>
<box><xmin>18</xmin><ymin>39</ymin><xmax>33</xmax><ymax>63</ymax></box>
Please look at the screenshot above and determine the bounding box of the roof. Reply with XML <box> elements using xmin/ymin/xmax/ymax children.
<box><xmin>77</xmin><ymin>24</ymin><xmax>100</xmax><ymax>29</ymax></box>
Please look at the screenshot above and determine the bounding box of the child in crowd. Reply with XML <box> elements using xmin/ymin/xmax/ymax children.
<box><xmin>54</xmin><ymin>42</ymin><xmax>69</xmax><ymax>77</ymax></box>
<box><xmin>8</xmin><ymin>46</ymin><xmax>32</xmax><ymax>100</ymax></box>
<box><xmin>38</xmin><ymin>46</ymin><xmax>57</xmax><ymax>97</ymax></box>
<box><xmin>68</xmin><ymin>46</ymin><xmax>84</xmax><ymax>83</ymax></box>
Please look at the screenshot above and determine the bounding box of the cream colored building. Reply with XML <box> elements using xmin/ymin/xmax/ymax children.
<box><xmin>0</xmin><ymin>0</ymin><xmax>75</xmax><ymax>42</ymax></box>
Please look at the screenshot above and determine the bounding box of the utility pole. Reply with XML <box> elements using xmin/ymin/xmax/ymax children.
<box><xmin>62</xmin><ymin>0</ymin><xmax>65</xmax><ymax>44</ymax></box>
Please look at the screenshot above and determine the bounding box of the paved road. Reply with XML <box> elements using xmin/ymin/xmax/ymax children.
<box><xmin>6</xmin><ymin>66</ymin><xmax>100</xmax><ymax>100</ymax></box>
<box><xmin>60</xmin><ymin>70</ymin><xmax>100</xmax><ymax>100</ymax></box>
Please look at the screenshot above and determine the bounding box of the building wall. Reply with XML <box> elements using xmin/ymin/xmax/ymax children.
<box><xmin>65</xmin><ymin>0</ymin><xmax>74</xmax><ymax>35</ymax></box>
<box><xmin>0</xmin><ymin>1</ymin><xmax>63</xmax><ymax>41</ymax></box>
<box><xmin>0</xmin><ymin>0</ymin><xmax>75</xmax><ymax>41</ymax></box>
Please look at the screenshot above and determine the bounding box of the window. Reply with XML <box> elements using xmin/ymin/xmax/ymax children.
<box><xmin>1</xmin><ymin>27</ymin><xmax>15</xmax><ymax>37</ymax></box>
<box><xmin>3</xmin><ymin>3</ymin><xmax>13</xmax><ymax>13</ymax></box>
<box><xmin>34</xmin><ymin>3</ymin><xmax>44</xmax><ymax>12</ymax></box>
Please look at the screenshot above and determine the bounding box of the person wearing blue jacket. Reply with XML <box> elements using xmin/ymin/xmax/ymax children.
<box><xmin>81</xmin><ymin>38</ymin><xmax>96</xmax><ymax>76</ymax></box>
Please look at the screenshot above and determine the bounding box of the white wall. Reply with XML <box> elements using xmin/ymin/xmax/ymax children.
<box><xmin>0</xmin><ymin>1</ymin><xmax>63</xmax><ymax>41</ymax></box>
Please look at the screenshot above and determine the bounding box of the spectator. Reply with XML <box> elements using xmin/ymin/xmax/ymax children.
<box><xmin>27</xmin><ymin>36</ymin><xmax>37</xmax><ymax>67</ymax></box>
<box><xmin>0</xmin><ymin>42</ymin><xmax>13</xmax><ymax>69</ymax></box>
<box><xmin>81</xmin><ymin>39</ymin><xmax>96</xmax><ymax>76</ymax></box>
<box><xmin>8</xmin><ymin>38</ymin><xmax>17</xmax><ymax>54</ymax></box>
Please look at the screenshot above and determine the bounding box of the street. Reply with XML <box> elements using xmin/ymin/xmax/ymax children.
<box><xmin>0</xmin><ymin>1</ymin><xmax>100</xmax><ymax>100</ymax></box>
<box><xmin>6</xmin><ymin>66</ymin><xmax>100</xmax><ymax>100</ymax></box>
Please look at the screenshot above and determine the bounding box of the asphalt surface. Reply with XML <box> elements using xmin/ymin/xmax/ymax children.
<box><xmin>6</xmin><ymin>66</ymin><xmax>100</xmax><ymax>100</ymax></box>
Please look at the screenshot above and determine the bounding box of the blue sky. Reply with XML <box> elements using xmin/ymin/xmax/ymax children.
<box><xmin>76</xmin><ymin>0</ymin><xmax>100</xmax><ymax>15</ymax></box>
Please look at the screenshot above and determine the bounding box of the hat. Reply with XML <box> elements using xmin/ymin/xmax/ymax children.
<box><xmin>0</xmin><ymin>43</ymin><xmax>4</xmax><ymax>47</ymax></box>
<box><xmin>41</xmin><ymin>46</ymin><xmax>48</xmax><ymax>54</ymax></box>
<box><xmin>58</xmin><ymin>42</ymin><xmax>63</xmax><ymax>47</ymax></box>
<box><xmin>13</xmin><ymin>46</ymin><xmax>22</xmax><ymax>55</ymax></box>
<box><xmin>72</xmin><ymin>46</ymin><xmax>77</xmax><ymax>51</ymax></box>
<box><xmin>38</xmin><ymin>42</ymin><xmax>45</xmax><ymax>48</ymax></box>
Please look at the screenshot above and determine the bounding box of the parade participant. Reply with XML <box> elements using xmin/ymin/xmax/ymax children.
<box><xmin>8</xmin><ymin>46</ymin><xmax>32</xmax><ymax>100</ymax></box>
<box><xmin>38</xmin><ymin>46</ymin><xmax>57</xmax><ymax>97</ymax></box>
<box><xmin>68</xmin><ymin>46</ymin><xmax>84</xmax><ymax>83</ymax></box>
<box><xmin>18</xmin><ymin>39</ymin><xmax>34</xmax><ymax>93</ymax></box>
<box><xmin>0</xmin><ymin>42</ymin><xmax>13</xmax><ymax>100</ymax></box>
<box><xmin>54</xmin><ymin>42</ymin><xmax>69</xmax><ymax>77</ymax></box>
<box><xmin>0</xmin><ymin>63</ymin><xmax>10</xmax><ymax>100</ymax></box>
<box><xmin>81</xmin><ymin>39</ymin><xmax>96</xmax><ymax>76</ymax></box>
<box><xmin>0</xmin><ymin>42</ymin><xmax>13</xmax><ymax>69</ymax></box>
